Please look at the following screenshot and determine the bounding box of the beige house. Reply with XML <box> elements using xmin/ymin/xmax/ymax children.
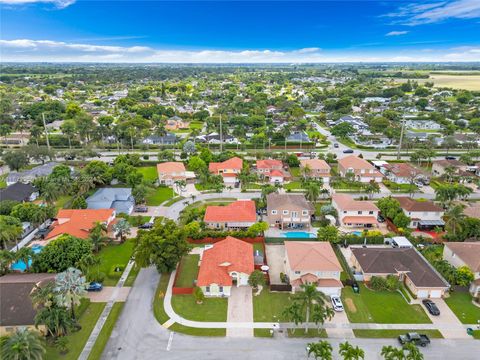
<box><xmin>300</xmin><ymin>159</ymin><xmax>331</xmax><ymax>183</ymax></box>
<box><xmin>156</xmin><ymin>162</ymin><xmax>186</xmax><ymax>186</ymax></box>
<box><xmin>266</xmin><ymin>193</ymin><xmax>314</xmax><ymax>229</ymax></box>
<box><xmin>337</xmin><ymin>155</ymin><xmax>383</xmax><ymax>183</ymax></box>
<box><xmin>332</xmin><ymin>194</ymin><xmax>379</xmax><ymax>228</ymax></box>
<box><xmin>443</xmin><ymin>242</ymin><xmax>480</xmax><ymax>297</ymax></box>
<box><xmin>350</xmin><ymin>247</ymin><xmax>449</xmax><ymax>298</ymax></box>
<box><xmin>284</xmin><ymin>241</ymin><xmax>343</xmax><ymax>296</ymax></box>
<box><xmin>165</xmin><ymin>116</ymin><xmax>189</xmax><ymax>131</ymax></box>
<box><xmin>431</xmin><ymin>159</ymin><xmax>468</xmax><ymax>177</ymax></box>
<box><xmin>0</xmin><ymin>273</ymin><xmax>55</xmax><ymax>336</ymax></box>
<box><xmin>395</xmin><ymin>197</ymin><xmax>444</xmax><ymax>230</ymax></box>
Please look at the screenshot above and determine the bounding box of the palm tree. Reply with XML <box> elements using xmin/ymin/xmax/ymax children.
<box><xmin>113</xmin><ymin>219</ymin><xmax>131</xmax><ymax>243</ymax></box>
<box><xmin>295</xmin><ymin>283</ymin><xmax>329</xmax><ymax>334</ymax></box>
<box><xmin>307</xmin><ymin>340</ymin><xmax>333</xmax><ymax>360</ymax></box>
<box><xmin>0</xmin><ymin>217</ymin><xmax>23</xmax><ymax>249</ymax></box>
<box><xmin>0</xmin><ymin>328</ymin><xmax>45</xmax><ymax>360</ymax></box>
<box><xmin>339</xmin><ymin>341</ymin><xmax>365</xmax><ymax>360</ymax></box>
<box><xmin>365</xmin><ymin>181</ymin><xmax>380</xmax><ymax>200</ymax></box>
<box><xmin>31</xmin><ymin>281</ymin><xmax>56</xmax><ymax>310</ymax></box>
<box><xmin>444</xmin><ymin>204</ymin><xmax>465</xmax><ymax>237</ymax></box>
<box><xmin>281</xmin><ymin>124</ymin><xmax>292</xmax><ymax>153</ymax></box>
<box><xmin>302</xmin><ymin>164</ymin><xmax>312</xmax><ymax>180</ymax></box>
<box><xmin>42</xmin><ymin>181</ymin><xmax>61</xmax><ymax>205</ymax></box>
<box><xmin>304</xmin><ymin>181</ymin><xmax>321</xmax><ymax>203</ymax></box>
<box><xmin>282</xmin><ymin>301</ymin><xmax>303</xmax><ymax>333</ymax></box>
<box><xmin>311</xmin><ymin>303</ymin><xmax>334</xmax><ymax>333</ymax></box>
<box><xmin>381</xmin><ymin>345</ymin><xmax>405</xmax><ymax>360</ymax></box>
<box><xmin>89</xmin><ymin>222</ymin><xmax>109</xmax><ymax>252</ymax></box>
<box><xmin>16</xmin><ymin>247</ymin><xmax>34</xmax><ymax>272</ymax></box>
<box><xmin>0</xmin><ymin>250</ymin><xmax>15</xmax><ymax>275</ymax></box>
<box><xmin>35</xmin><ymin>305</ymin><xmax>74</xmax><ymax>338</ymax></box>
<box><xmin>54</xmin><ymin>268</ymin><xmax>87</xmax><ymax>321</ymax></box>
<box><xmin>402</xmin><ymin>343</ymin><xmax>424</xmax><ymax>360</ymax></box>
<box><xmin>75</xmin><ymin>173</ymin><xmax>95</xmax><ymax>195</ymax></box>
<box><xmin>77</xmin><ymin>253</ymin><xmax>101</xmax><ymax>278</ymax></box>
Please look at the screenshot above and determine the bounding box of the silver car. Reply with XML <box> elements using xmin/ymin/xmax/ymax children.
<box><xmin>331</xmin><ymin>296</ymin><xmax>344</xmax><ymax>312</ymax></box>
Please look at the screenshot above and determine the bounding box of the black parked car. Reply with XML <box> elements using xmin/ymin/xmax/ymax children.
<box><xmin>445</xmin><ymin>156</ymin><xmax>457</xmax><ymax>160</ymax></box>
<box><xmin>139</xmin><ymin>222</ymin><xmax>154</xmax><ymax>229</ymax></box>
<box><xmin>377</xmin><ymin>214</ymin><xmax>385</xmax><ymax>223</ymax></box>
<box><xmin>422</xmin><ymin>299</ymin><xmax>440</xmax><ymax>316</ymax></box>
<box><xmin>343</xmin><ymin>149</ymin><xmax>354</xmax><ymax>154</ymax></box>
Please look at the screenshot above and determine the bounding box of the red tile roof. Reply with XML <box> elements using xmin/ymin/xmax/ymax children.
<box><xmin>285</xmin><ymin>241</ymin><xmax>342</xmax><ymax>272</ymax></box>
<box><xmin>209</xmin><ymin>157</ymin><xmax>243</xmax><ymax>173</ymax></box>
<box><xmin>342</xmin><ymin>216</ymin><xmax>378</xmax><ymax>225</ymax></box>
<box><xmin>46</xmin><ymin>209</ymin><xmax>114</xmax><ymax>240</ymax></box>
<box><xmin>269</xmin><ymin>169</ymin><xmax>284</xmax><ymax>177</ymax></box>
<box><xmin>332</xmin><ymin>194</ymin><xmax>379</xmax><ymax>212</ymax></box>
<box><xmin>204</xmin><ymin>200</ymin><xmax>256</xmax><ymax>223</ymax></box>
<box><xmin>156</xmin><ymin>162</ymin><xmax>186</xmax><ymax>175</ymax></box>
<box><xmin>256</xmin><ymin>159</ymin><xmax>283</xmax><ymax>169</ymax></box>
<box><xmin>197</xmin><ymin>237</ymin><xmax>254</xmax><ymax>286</ymax></box>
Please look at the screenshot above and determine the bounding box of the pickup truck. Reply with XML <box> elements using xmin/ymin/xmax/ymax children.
<box><xmin>398</xmin><ymin>332</ymin><xmax>431</xmax><ymax>347</ymax></box>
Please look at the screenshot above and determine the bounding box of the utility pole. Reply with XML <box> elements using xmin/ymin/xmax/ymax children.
<box><xmin>397</xmin><ymin>118</ymin><xmax>405</xmax><ymax>160</ymax></box>
<box><xmin>42</xmin><ymin>112</ymin><xmax>50</xmax><ymax>151</ymax></box>
<box><xmin>219</xmin><ymin>113</ymin><xmax>223</xmax><ymax>153</ymax></box>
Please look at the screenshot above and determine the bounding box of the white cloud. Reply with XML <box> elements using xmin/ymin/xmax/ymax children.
<box><xmin>386</xmin><ymin>31</ymin><xmax>409</xmax><ymax>36</ymax></box>
<box><xmin>1</xmin><ymin>39</ymin><xmax>479</xmax><ymax>63</ymax></box>
<box><xmin>385</xmin><ymin>0</ymin><xmax>480</xmax><ymax>25</ymax></box>
<box><xmin>0</xmin><ymin>0</ymin><xmax>75</xmax><ymax>9</ymax></box>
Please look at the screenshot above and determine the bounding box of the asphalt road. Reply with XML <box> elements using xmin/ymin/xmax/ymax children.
<box><xmin>103</xmin><ymin>268</ymin><xmax>480</xmax><ymax>360</ymax></box>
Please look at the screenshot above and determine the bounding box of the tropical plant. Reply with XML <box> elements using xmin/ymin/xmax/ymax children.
<box><xmin>15</xmin><ymin>247</ymin><xmax>35</xmax><ymax>272</ymax></box>
<box><xmin>0</xmin><ymin>215</ymin><xmax>23</xmax><ymax>249</ymax></box>
<box><xmin>89</xmin><ymin>222</ymin><xmax>109</xmax><ymax>252</ymax></box>
<box><xmin>54</xmin><ymin>267</ymin><xmax>87</xmax><ymax>320</ymax></box>
<box><xmin>443</xmin><ymin>204</ymin><xmax>465</xmax><ymax>237</ymax></box>
<box><xmin>193</xmin><ymin>286</ymin><xmax>205</xmax><ymax>304</ymax></box>
<box><xmin>291</xmin><ymin>283</ymin><xmax>332</xmax><ymax>334</ymax></box>
<box><xmin>248</xmin><ymin>270</ymin><xmax>266</xmax><ymax>290</ymax></box>
<box><xmin>304</xmin><ymin>181</ymin><xmax>321</xmax><ymax>203</ymax></box>
<box><xmin>282</xmin><ymin>301</ymin><xmax>304</xmax><ymax>333</ymax></box>
<box><xmin>339</xmin><ymin>341</ymin><xmax>365</xmax><ymax>360</ymax></box>
<box><xmin>365</xmin><ymin>181</ymin><xmax>380</xmax><ymax>199</ymax></box>
<box><xmin>35</xmin><ymin>305</ymin><xmax>74</xmax><ymax>338</ymax></box>
<box><xmin>381</xmin><ymin>345</ymin><xmax>405</xmax><ymax>360</ymax></box>
<box><xmin>307</xmin><ymin>340</ymin><xmax>333</xmax><ymax>360</ymax></box>
<box><xmin>0</xmin><ymin>328</ymin><xmax>45</xmax><ymax>360</ymax></box>
<box><xmin>113</xmin><ymin>219</ymin><xmax>131</xmax><ymax>243</ymax></box>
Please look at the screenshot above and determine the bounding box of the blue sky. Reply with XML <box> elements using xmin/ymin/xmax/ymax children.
<box><xmin>1</xmin><ymin>0</ymin><xmax>479</xmax><ymax>62</ymax></box>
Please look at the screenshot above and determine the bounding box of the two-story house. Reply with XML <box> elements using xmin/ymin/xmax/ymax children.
<box><xmin>284</xmin><ymin>241</ymin><xmax>343</xmax><ymax>296</ymax></box>
<box><xmin>332</xmin><ymin>194</ymin><xmax>379</xmax><ymax>228</ymax></box>
<box><xmin>209</xmin><ymin>157</ymin><xmax>243</xmax><ymax>186</ymax></box>
<box><xmin>266</xmin><ymin>193</ymin><xmax>314</xmax><ymax>230</ymax></box>
<box><xmin>337</xmin><ymin>155</ymin><xmax>383</xmax><ymax>183</ymax></box>
<box><xmin>156</xmin><ymin>162</ymin><xmax>186</xmax><ymax>186</ymax></box>
<box><xmin>431</xmin><ymin>159</ymin><xmax>468</xmax><ymax>177</ymax></box>
<box><xmin>299</xmin><ymin>159</ymin><xmax>331</xmax><ymax>184</ymax></box>
<box><xmin>395</xmin><ymin>197</ymin><xmax>444</xmax><ymax>230</ymax></box>
<box><xmin>382</xmin><ymin>163</ymin><xmax>428</xmax><ymax>184</ymax></box>
<box><xmin>204</xmin><ymin>200</ymin><xmax>257</xmax><ymax>230</ymax></box>
<box><xmin>443</xmin><ymin>242</ymin><xmax>480</xmax><ymax>297</ymax></box>
<box><xmin>255</xmin><ymin>159</ymin><xmax>290</xmax><ymax>184</ymax></box>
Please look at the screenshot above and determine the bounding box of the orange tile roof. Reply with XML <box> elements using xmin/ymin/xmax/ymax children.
<box><xmin>342</xmin><ymin>216</ymin><xmax>378</xmax><ymax>224</ymax></box>
<box><xmin>332</xmin><ymin>194</ymin><xmax>379</xmax><ymax>212</ymax></box>
<box><xmin>204</xmin><ymin>200</ymin><xmax>256</xmax><ymax>223</ymax></box>
<box><xmin>285</xmin><ymin>241</ymin><xmax>342</xmax><ymax>272</ymax></box>
<box><xmin>46</xmin><ymin>209</ymin><xmax>114</xmax><ymax>240</ymax></box>
<box><xmin>197</xmin><ymin>237</ymin><xmax>254</xmax><ymax>286</ymax></box>
<box><xmin>256</xmin><ymin>159</ymin><xmax>283</xmax><ymax>169</ymax></box>
<box><xmin>300</xmin><ymin>159</ymin><xmax>331</xmax><ymax>171</ymax></box>
<box><xmin>209</xmin><ymin>157</ymin><xmax>243</xmax><ymax>173</ymax></box>
<box><xmin>338</xmin><ymin>155</ymin><xmax>383</xmax><ymax>177</ymax></box>
<box><xmin>269</xmin><ymin>169</ymin><xmax>284</xmax><ymax>177</ymax></box>
<box><xmin>156</xmin><ymin>162</ymin><xmax>185</xmax><ymax>175</ymax></box>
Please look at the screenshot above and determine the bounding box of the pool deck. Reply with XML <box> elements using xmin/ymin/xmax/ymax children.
<box><xmin>265</xmin><ymin>227</ymin><xmax>319</xmax><ymax>238</ymax></box>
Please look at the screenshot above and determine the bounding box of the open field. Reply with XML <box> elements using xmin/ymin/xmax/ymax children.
<box><xmin>395</xmin><ymin>73</ymin><xmax>480</xmax><ymax>91</ymax></box>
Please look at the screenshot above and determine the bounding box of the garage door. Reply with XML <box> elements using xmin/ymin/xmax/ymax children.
<box><xmin>429</xmin><ymin>290</ymin><xmax>442</xmax><ymax>298</ymax></box>
<box><xmin>417</xmin><ymin>290</ymin><xmax>429</xmax><ymax>298</ymax></box>
<box><xmin>317</xmin><ymin>287</ymin><xmax>341</xmax><ymax>297</ymax></box>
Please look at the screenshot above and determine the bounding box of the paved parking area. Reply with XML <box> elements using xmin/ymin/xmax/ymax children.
<box><xmin>227</xmin><ymin>286</ymin><xmax>253</xmax><ymax>337</ymax></box>
<box><xmin>86</xmin><ymin>287</ymin><xmax>131</xmax><ymax>302</ymax></box>
<box><xmin>326</xmin><ymin>308</ymin><xmax>354</xmax><ymax>338</ymax></box>
<box><xmin>265</xmin><ymin>244</ymin><xmax>285</xmax><ymax>284</ymax></box>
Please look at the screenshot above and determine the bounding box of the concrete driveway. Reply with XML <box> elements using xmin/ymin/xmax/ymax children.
<box><xmin>227</xmin><ymin>286</ymin><xmax>253</xmax><ymax>337</ymax></box>
<box><xmin>265</xmin><ymin>244</ymin><xmax>285</xmax><ymax>285</ymax></box>
<box><xmin>87</xmin><ymin>287</ymin><xmax>131</xmax><ymax>302</ymax></box>
<box><xmin>326</xmin><ymin>308</ymin><xmax>354</xmax><ymax>339</ymax></box>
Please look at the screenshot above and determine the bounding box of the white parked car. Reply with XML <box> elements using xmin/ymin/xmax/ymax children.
<box><xmin>331</xmin><ymin>296</ymin><xmax>344</xmax><ymax>312</ymax></box>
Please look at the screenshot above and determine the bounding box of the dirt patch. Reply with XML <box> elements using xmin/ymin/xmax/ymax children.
<box><xmin>345</xmin><ymin>298</ymin><xmax>357</xmax><ymax>313</ymax></box>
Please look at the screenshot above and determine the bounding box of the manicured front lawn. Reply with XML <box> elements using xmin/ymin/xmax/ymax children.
<box><xmin>287</xmin><ymin>328</ymin><xmax>328</xmax><ymax>338</ymax></box>
<box><xmin>45</xmin><ymin>300</ymin><xmax>106</xmax><ymax>360</ymax></box>
<box><xmin>289</xmin><ymin>167</ymin><xmax>301</xmax><ymax>177</ymax></box>
<box><xmin>137</xmin><ymin>166</ymin><xmax>158</xmax><ymax>183</ymax></box>
<box><xmin>153</xmin><ymin>274</ymin><xmax>170</xmax><ymax>325</ymax></box>
<box><xmin>88</xmin><ymin>302</ymin><xmax>125</xmax><ymax>360</ymax></box>
<box><xmin>331</xmin><ymin>181</ymin><xmax>366</xmax><ymax>191</ymax></box>
<box><xmin>383</xmin><ymin>181</ymin><xmax>418</xmax><ymax>193</ymax></box>
<box><xmin>444</xmin><ymin>292</ymin><xmax>480</xmax><ymax>324</ymax></box>
<box><xmin>341</xmin><ymin>284</ymin><xmax>431</xmax><ymax>324</ymax></box>
<box><xmin>145</xmin><ymin>186</ymin><xmax>174</xmax><ymax>206</ymax></box>
<box><xmin>472</xmin><ymin>330</ymin><xmax>480</xmax><ymax>339</ymax></box>
<box><xmin>253</xmin><ymin>290</ymin><xmax>293</xmax><ymax>322</ymax></box>
<box><xmin>254</xmin><ymin>328</ymin><xmax>273</xmax><ymax>337</ymax></box>
<box><xmin>169</xmin><ymin>323</ymin><xmax>225</xmax><ymax>336</ymax></box>
<box><xmin>94</xmin><ymin>240</ymin><xmax>135</xmax><ymax>286</ymax></box>
<box><xmin>176</xmin><ymin>255</ymin><xmax>199</xmax><ymax>288</ymax></box>
<box><xmin>0</xmin><ymin>174</ymin><xmax>7</xmax><ymax>188</ymax></box>
<box><xmin>171</xmin><ymin>294</ymin><xmax>228</xmax><ymax>322</ymax></box>
<box><xmin>284</xmin><ymin>181</ymin><xmax>303</xmax><ymax>190</ymax></box>
<box><xmin>353</xmin><ymin>329</ymin><xmax>443</xmax><ymax>338</ymax></box>
<box><xmin>124</xmin><ymin>263</ymin><xmax>140</xmax><ymax>287</ymax></box>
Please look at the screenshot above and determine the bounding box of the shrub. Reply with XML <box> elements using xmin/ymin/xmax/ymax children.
<box><xmin>386</xmin><ymin>274</ymin><xmax>400</xmax><ymax>291</ymax></box>
<box><xmin>109</xmin><ymin>264</ymin><xmax>125</xmax><ymax>278</ymax></box>
<box><xmin>248</xmin><ymin>270</ymin><xmax>266</xmax><ymax>289</ymax></box>
<box><xmin>369</xmin><ymin>276</ymin><xmax>388</xmax><ymax>291</ymax></box>
<box><xmin>280</xmin><ymin>272</ymin><xmax>288</xmax><ymax>284</ymax></box>
<box><xmin>193</xmin><ymin>287</ymin><xmax>205</xmax><ymax>304</ymax></box>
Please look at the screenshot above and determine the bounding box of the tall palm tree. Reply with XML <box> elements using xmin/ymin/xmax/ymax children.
<box><xmin>307</xmin><ymin>340</ymin><xmax>333</xmax><ymax>360</ymax></box>
<box><xmin>31</xmin><ymin>281</ymin><xmax>56</xmax><ymax>310</ymax></box>
<box><xmin>89</xmin><ymin>222</ymin><xmax>109</xmax><ymax>253</ymax></box>
<box><xmin>16</xmin><ymin>247</ymin><xmax>35</xmax><ymax>272</ymax></box>
<box><xmin>0</xmin><ymin>250</ymin><xmax>15</xmax><ymax>275</ymax></box>
<box><xmin>42</xmin><ymin>181</ymin><xmax>61</xmax><ymax>205</ymax></box>
<box><xmin>0</xmin><ymin>216</ymin><xmax>23</xmax><ymax>249</ymax></box>
<box><xmin>304</xmin><ymin>182</ymin><xmax>321</xmax><ymax>203</ymax></box>
<box><xmin>295</xmin><ymin>283</ymin><xmax>329</xmax><ymax>334</ymax></box>
<box><xmin>282</xmin><ymin>301</ymin><xmax>303</xmax><ymax>333</ymax></box>
<box><xmin>311</xmin><ymin>303</ymin><xmax>335</xmax><ymax>333</ymax></box>
<box><xmin>113</xmin><ymin>219</ymin><xmax>131</xmax><ymax>243</ymax></box>
<box><xmin>365</xmin><ymin>181</ymin><xmax>380</xmax><ymax>200</ymax></box>
<box><xmin>35</xmin><ymin>305</ymin><xmax>74</xmax><ymax>338</ymax></box>
<box><xmin>0</xmin><ymin>327</ymin><xmax>45</xmax><ymax>360</ymax></box>
<box><xmin>402</xmin><ymin>343</ymin><xmax>424</xmax><ymax>360</ymax></box>
<box><xmin>54</xmin><ymin>268</ymin><xmax>87</xmax><ymax>321</ymax></box>
<box><xmin>444</xmin><ymin>204</ymin><xmax>465</xmax><ymax>237</ymax></box>
<box><xmin>381</xmin><ymin>345</ymin><xmax>405</xmax><ymax>360</ymax></box>
<box><xmin>339</xmin><ymin>341</ymin><xmax>365</xmax><ymax>360</ymax></box>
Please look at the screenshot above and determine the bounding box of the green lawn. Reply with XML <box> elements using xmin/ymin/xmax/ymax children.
<box><xmin>253</xmin><ymin>290</ymin><xmax>293</xmax><ymax>322</ymax></box>
<box><xmin>472</xmin><ymin>330</ymin><xmax>480</xmax><ymax>339</ymax></box>
<box><xmin>253</xmin><ymin>243</ymin><xmax>264</xmax><ymax>253</ymax></box>
<box><xmin>124</xmin><ymin>263</ymin><xmax>140</xmax><ymax>287</ymax></box>
<box><xmin>444</xmin><ymin>292</ymin><xmax>480</xmax><ymax>324</ymax></box>
<box><xmin>353</xmin><ymin>329</ymin><xmax>443</xmax><ymax>338</ymax></box>
<box><xmin>0</xmin><ymin>174</ymin><xmax>6</xmax><ymax>188</ymax></box>
<box><xmin>169</xmin><ymin>323</ymin><xmax>225</xmax><ymax>336</ymax></box>
<box><xmin>289</xmin><ymin>167</ymin><xmax>301</xmax><ymax>177</ymax></box>
<box><xmin>284</xmin><ymin>181</ymin><xmax>303</xmax><ymax>190</ymax></box>
<box><xmin>45</xmin><ymin>300</ymin><xmax>106</xmax><ymax>360</ymax></box>
<box><xmin>137</xmin><ymin>166</ymin><xmax>158</xmax><ymax>183</ymax></box>
<box><xmin>55</xmin><ymin>195</ymin><xmax>73</xmax><ymax>210</ymax></box>
<box><xmin>190</xmin><ymin>121</ymin><xmax>204</xmax><ymax>130</ymax></box>
<box><xmin>88</xmin><ymin>302</ymin><xmax>124</xmax><ymax>360</ymax></box>
<box><xmin>383</xmin><ymin>181</ymin><xmax>418</xmax><ymax>193</ymax></box>
<box><xmin>171</xmin><ymin>295</ymin><xmax>227</xmax><ymax>322</ymax></box>
<box><xmin>254</xmin><ymin>328</ymin><xmax>273</xmax><ymax>337</ymax></box>
<box><xmin>164</xmin><ymin>196</ymin><xmax>185</xmax><ymax>206</ymax></box>
<box><xmin>145</xmin><ymin>186</ymin><xmax>174</xmax><ymax>206</ymax></box>
<box><xmin>94</xmin><ymin>240</ymin><xmax>135</xmax><ymax>286</ymax></box>
<box><xmin>341</xmin><ymin>284</ymin><xmax>431</xmax><ymax>324</ymax></box>
<box><xmin>331</xmin><ymin>181</ymin><xmax>366</xmax><ymax>191</ymax></box>
<box><xmin>176</xmin><ymin>255</ymin><xmax>199</xmax><ymax>288</ymax></box>
<box><xmin>287</xmin><ymin>328</ymin><xmax>328</xmax><ymax>338</ymax></box>
<box><xmin>153</xmin><ymin>274</ymin><xmax>170</xmax><ymax>325</ymax></box>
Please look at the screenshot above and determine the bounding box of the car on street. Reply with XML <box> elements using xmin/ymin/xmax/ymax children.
<box><xmin>331</xmin><ymin>296</ymin><xmax>344</xmax><ymax>311</ymax></box>
<box><xmin>134</xmin><ymin>205</ymin><xmax>148</xmax><ymax>213</ymax></box>
<box><xmin>139</xmin><ymin>222</ymin><xmax>154</xmax><ymax>229</ymax></box>
<box><xmin>343</xmin><ymin>149</ymin><xmax>354</xmax><ymax>153</ymax></box>
<box><xmin>422</xmin><ymin>299</ymin><xmax>440</xmax><ymax>316</ymax></box>
<box><xmin>87</xmin><ymin>282</ymin><xmax>103</xmax><ymax>292</ymax></box>
<box><xmin>334</xmin><ymin>143</ymin><xmax>339</xmax><ymax>148</ymax></box>
<box><xmin>398</xmin><ymin>332</ymin><xmax>431</xmax><ymax>347</ymax></box>
<box><xmin>445</xmin><ymin>156</ymin><xmax>457</xmax><ymax>160</ymax></box>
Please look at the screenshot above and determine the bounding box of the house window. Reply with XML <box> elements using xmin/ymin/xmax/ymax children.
<box><xmin>302</xmin><ymin>210</ymin><xmax>308</xmax><ymax>216</ymax></box>
<box><xmin>343</xmin><ymin>211</ymin><xmax>347</xmax><ymax>214</ymax></box>
<box><xmin>283</xmin><ymin>210</ymin><xmax>289</xmax><ymax>215</ymax></box>
<box><xmin>206</xmin><ymin>286</ymin><xmax>210</xmax><ymax>293</ymax></box>
<box><xmin>358</xmin><ymin>211</ymin><xmax>362</xmax><ymax>215</ymax></box>
<box><xmin>271</xmin><ymin>210</ymin><xmax>277</xmax><ymax>215</ymax></box>
<box><xmin>295</xmin><ymin>271</ymin><xmax>301</xmax><ymax>275</ymax></box>
<box><xmin>369</xmin><ymin>211</ymin><xmax>374</xmax><ymax>215</ymax></box>
<box><xmin>219</xmin><ymin>286</ymin><xmax>223</xmax><ymax>293</ymax></box>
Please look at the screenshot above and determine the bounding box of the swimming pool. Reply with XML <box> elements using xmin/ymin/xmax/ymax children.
<box><xmin>11</xmin><ymin>245</ymin><xmax>44</xmax><ymax>272</ymax></box>
<box><xmin>283</xmin><ymin>231</ymin><xmax>316</xmax><ymax>239</ymax></box>
<box><xmin>351</xmin><ymin>231</ymin><xmax>364</xmax><ymax>236</ymax></box>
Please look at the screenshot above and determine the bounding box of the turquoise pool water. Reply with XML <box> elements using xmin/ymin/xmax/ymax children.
<box><xmin>11</xmin><ymin>245</ymin><xmax>43</xmax><ymax>272</ymax></box>
<box><xmin>283</xmin><ymin>231</ymin><xmax>316</xmax><ymax>239</ymax></box>
<box><xmin>351</xmin><ymin>231</ymin><xmax>363</xmax><ymax>236</ymax></box>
